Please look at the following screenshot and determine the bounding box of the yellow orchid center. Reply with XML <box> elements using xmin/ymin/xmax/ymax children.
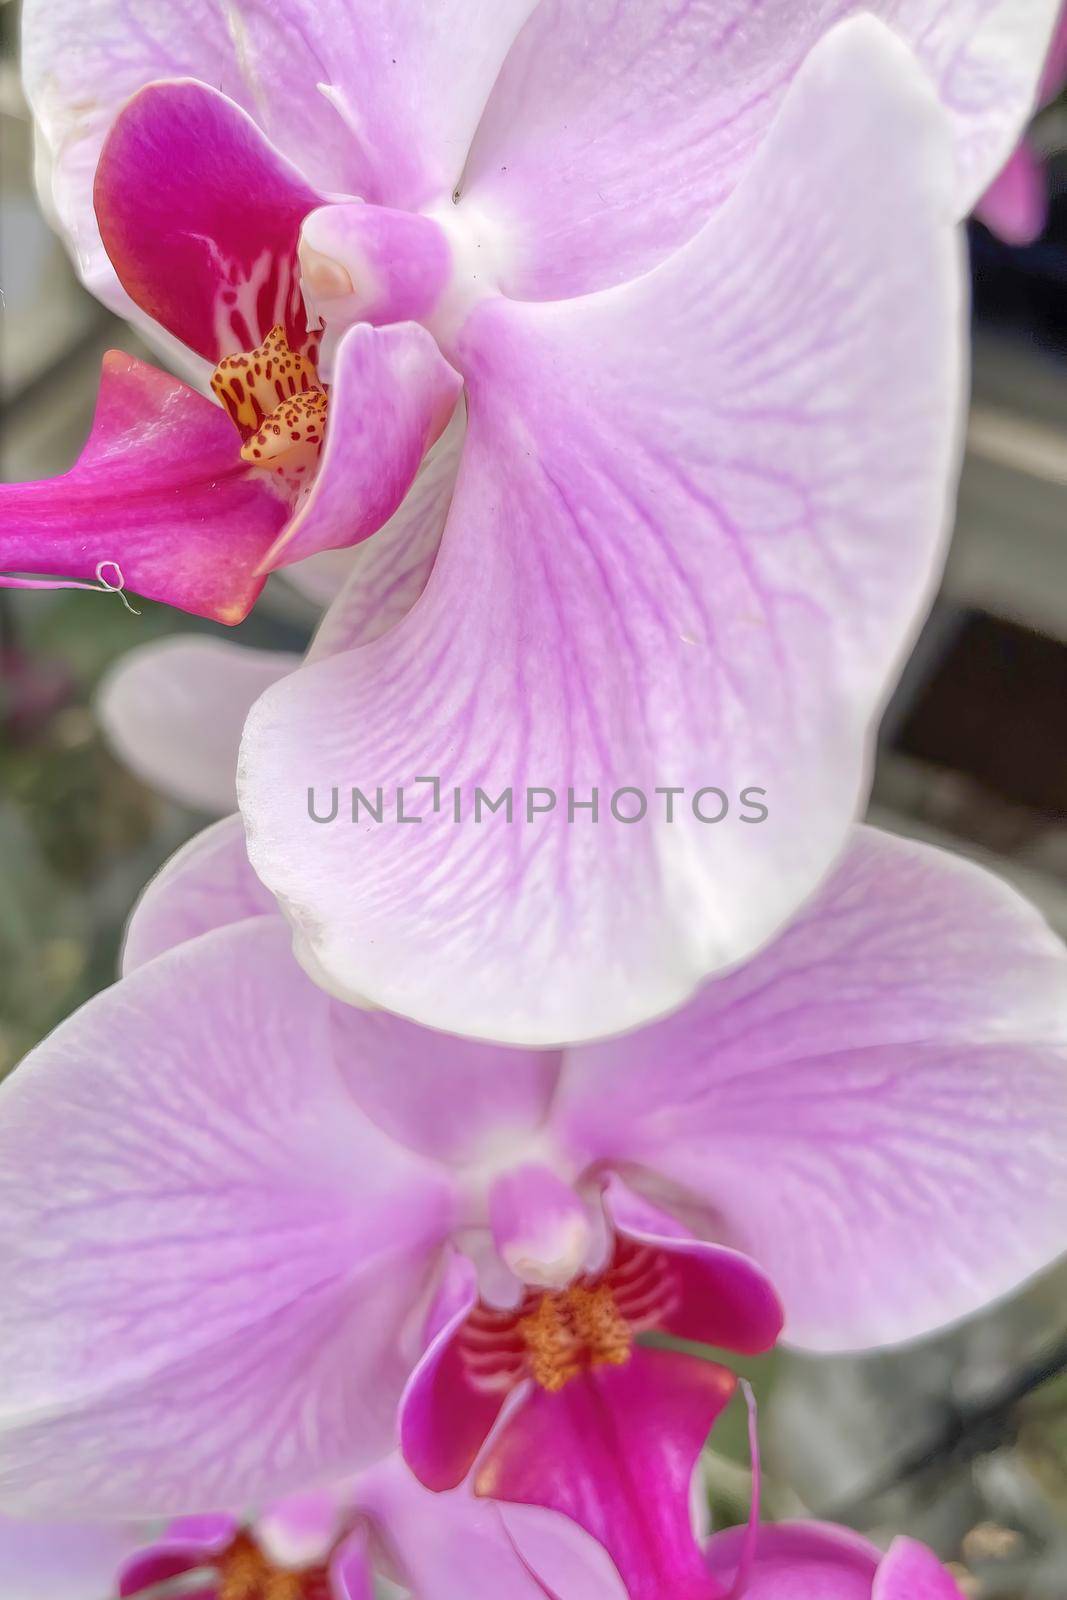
<box><xmin>211</xmin><ymin>326</ymin><xmax>327</xmax><ymax>492</ymax></box>
<box><xmin>519</xmin><ymin>1281</ymin><xmax>634</xmax><ymax>1393</ymax></box>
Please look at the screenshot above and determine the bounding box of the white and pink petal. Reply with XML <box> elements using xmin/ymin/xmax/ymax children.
<box><xmin>240</xmin><ymin>20</ymin><xmax>963</xmax><ymax>1045</ymax></box>
<box><xmin>463</xmin><ymin>0</ymin><xmax>1061</xmax><ymax>296</ymax></box>
<box><xmin>0</xmin><ymin>918</ymin><xmax>454</xmax><ymax>1515</ymax></box>
<box><xmin>99</xmin><ymin>637</ymin><xmax>300</xmax><ymax>816</ymax></box>
<box><xmin>0</xmin><ymin>1514</ymin><xmax>142</xmax><ymax>1600</ymax></box>
<box><xmin>554</xmin><ymin>830</ymin><xmax>1067</xmax><ymax>1351</ymax></box>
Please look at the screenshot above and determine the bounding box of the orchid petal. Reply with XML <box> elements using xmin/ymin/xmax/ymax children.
<box><xmin>400</xmin><ymin>1254</ymin><xmax>504</xmax><ymax>1493</ymax></box>
<box><xmin>118</xmin><ymin>1517</ymin><xmax>236</xmax><ymax>1597</ymax></box>
<box><xmin>475</xmin><ymin>1348</ymin><xmax>735</xmax><ymax>1600</ymax></box>
<box><xmin>99</xmin><ymin>638</ymin><xmax>300</xmax><ymax>815</ymax></box>
<box><xmin>330</xmin><ymin>1526</ymin><xmax>375</xmax><ymax>1600</ymax></box>
<box><xmin>128</xmin><ymin>812</ymin><xmax>561</xmax><ymax>1153</ymax></box>
<box><xmin>357</xmin><ymin>1455</ymin><xmax>628</xmax><ymax>1600</ymax></box>
<box><xmin>0</xmin><ymin>353</ymin><xmax>288</xmax><ymax>623</ymax></box>
<box><xmin>283</xmin><ymin>548</ymin><xmax>361</xmax><ymax>611</ymax></box>
<box><xmin>874</xmin><ymin>1538</ymin><xmax>966</xmax><ymax>1599</ymax></box>
<box><xmin>0</xmin><ymin>918</ymin><xmax>454</xmax><ymax>1514</ymax></box>
<box><xmin>308</xmin><ymin>404</ymin><xmax>465</xmax><ymax>659</ymax></box>
<box><xmin>555</xmin><ymin>829</ymin><xmax>1067</xmax><ymax>1351</ymax></box>
<box><xmin>465</xmin><ymin>0</ymin><xmax>1061</xmax><ymax>296</ymax></box>
<box><xmin>705</xmin><ymin>1523</ymin><xmax>880</xmax><ymax>1599</ymax></box>
<box><xmin>260</xmin><ymin>323</ymin><xmax>462</xmax><ymax>572</ymax></box>
<box><xmin>604</xmin><ymin>1179</ymin><xmax>783</xmax><ymax>1354</ymax></box>
<box><xmin>121</xmin><ymin>815</ymin><xmax>275</xmax><ymax>973</ymax></box>
<box><xmin>0</xmin><ymin>1514</ymin><xmax>141</xmax><ymax>1600</ymax></box>
<box><xmin>1040</xmin><ymin>6</ymin><xmax>1067</xmax><ymax>97</ymax></box>
<box><xmin>975</xmin><ymin>143</ymin><xmax>1049</xmax><ymax>244</ymax></box>
<box><xmin>330</xmin><ymin>1009</ymin><xmax>561</xmax><ymax>1166</ymax></box>
<box><xmin>95</xmin><ymin>80</ymin><xmax>324</xmax><ymax>362</ymax></box>
<box><xmin>241</xmin><ymin>20</ymin><xmax>962</xmax><ymax>1045</ymax></box>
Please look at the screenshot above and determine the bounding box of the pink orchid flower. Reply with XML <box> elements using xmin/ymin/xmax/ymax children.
<box><xmin>704</xmin><ymin>1523</ymin><xmax>966</xmax><ymax>1600</ymax></box>
<box><xmin>0</xmin><ymin>1458</ymin><xmax>626</xmax><ymax>1600</ymax></box>
<box><xmin>0</xmin><ymin>820</ymin><xmax>1063</xmax><ymax>1594</ymax></box>
<box><xmin>0</xmin><ymin>1497</ymin><xmax>968</xmax><ymax>1600</ymax></box>
<box><xmin>4</xmin><ymin>5</ymin><xmax>1060</xmax><ymax>1044</ymax></box>
<box><xmin>977</xmin><ymin>4</ymin><xmax>1067</xmax><ymax>244</ymax></box>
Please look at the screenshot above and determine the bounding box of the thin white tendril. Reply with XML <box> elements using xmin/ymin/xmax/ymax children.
<box><xmin>94</xmin><ymin>561</ymin><xmax>141</xmax><ymax>615</ymax></box>
<box><xmin>726</xmin><ymin>1378</ymin><xmax>762</xmax><ymax>1600</ymax></box>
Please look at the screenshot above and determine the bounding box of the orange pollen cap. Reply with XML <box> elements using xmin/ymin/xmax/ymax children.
<box><xmin>211</xmin><ymin>325</ymin><xmax>328</xmax><ymax>492</ymax></box>
<box><xmin>519</xmin><ymin>1281</ymin><xmax>634</xmax><ymax>1393</ymax></box>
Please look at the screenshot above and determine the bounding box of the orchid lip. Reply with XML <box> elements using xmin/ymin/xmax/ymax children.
<box><xmin>458</xmin><ymin>1239</ymin><xmax>682</xmax><ymax>1398</ymax></box>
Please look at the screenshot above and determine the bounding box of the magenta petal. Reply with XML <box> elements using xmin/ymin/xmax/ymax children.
<box><xmin>605</xmin><ymin>1179</ymin><xmax>783</xmax><ymax>1355</ymax></box>
<box><xmin>475</xmin><ymin>1348</ymin><xmax>733</xmax><ymax>1600</ymax></box>
<box><xmin>262</xmin><ymin>322</ymin><xmax>462</xmax><ymax>571</ymax></box>
<box><xmin>874</xmin><ymin>1538</ymin><xmax>965</xmax><ymax>1600</ymax></box>
<box><xmin>96</xmin><ymin>80</ymin><xmax>325</xmax><ymax>362</ymax></box>
<box><xmin>118</xmin><ymin>1517</ymin><xmax>236</xmax><ymax>1597</ymax></box>
<box><xmin>705</xmin><ymin>1523</ymin><xmax>879</xmax><ymax>1599</ymax></box>
<box><xmin>400</xmin><ymin>1254</ymin><xmax>506</xmax><ymax>1493</ymax></box>
<box><xmin>976</xmin><ymin>142</ymin><xmax>1049</xmax><ymax>245</ymax></box>
<box><xmin>329</xmin><ymin>1527</ymin><xmax>375</xmax><ymax>1600</ymax></box>
<box><xmin>0</xmin><ymin>353</ymin><xmax>287</xmax><ymax>623</ymax></box>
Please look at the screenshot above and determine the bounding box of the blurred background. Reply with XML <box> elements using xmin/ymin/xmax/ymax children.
<box><xmin>1</xmin><ymin>2</ymin><xmax>1066</xmax><ymax>1593</ymax></box>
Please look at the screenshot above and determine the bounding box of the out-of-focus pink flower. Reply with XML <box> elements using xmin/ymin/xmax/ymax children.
<box><xmin>0</xmin><ymin>643</ymin><xmax>75</xmax><ymax>742</ymax></box>
<box><xmin>977</xmin><ymin>5</ymin><xmax>1067</xmax><ymax>244</ymax></box>
<box><xmin>5</xmin><ymin>3</ymin><xmax>1059</xmax><ymax>1040</ymax></box>
<box><xmin>0</xmin><ymin>822</ymin><xmax>1063</xmax><ymax>1593</ymax></box>
<box><xmin>0</xmin><ymin>1458</ymin><xmax>627</xmax><ymax>1600</ymax></box>
<box><xmin>705</xmin><ymin>1523</ymin><xmax>965</xmax><ymax>1599</ymax></box>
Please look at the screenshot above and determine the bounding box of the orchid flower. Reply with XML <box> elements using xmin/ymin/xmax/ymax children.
<box><xmin>1</xmin><ymin>818</ymin><xmax>1063</xmax><ymax>1593</ymax></box>
<box><xmin>5</xmin><ymin>5</ymin><xmax>1060</xmax><ymax>1042</ymax></box>
<box><xmin>0</xmin><ymin>1496</ymin><xmax>968</xmax><ymax>1600</ymax></box>
<box><xmin>977</xmin><ymin>4</ymin><xmax>1067</xmax><ymax>244</ymax></box>
<box><xmin>704</xmin><ymin>1523</ymin><xmax>966</xmax><ymax>1600</ymax></box>
<box><xmin>0</xmin><ymin>1458</ymin><xmax>627</xmax><ymax>1600</ymax></box>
